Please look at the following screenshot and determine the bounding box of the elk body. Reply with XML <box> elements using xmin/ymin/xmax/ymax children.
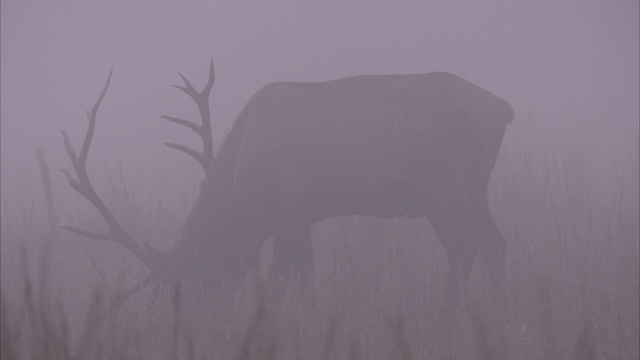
<box><xmin>62</xmin><ymin>61</ymin><xmax>512</xmax><ymax>306</ymax></box>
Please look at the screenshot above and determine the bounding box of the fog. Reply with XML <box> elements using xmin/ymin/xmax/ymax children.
<box><xmin>2</xmin><ymin>1</ymin><xmax>637</xmax><ymax>207</ymax></box>
<box><xmin>1</xmin><ymin>1</ymin><xmax>638</xmax><ymax>358</ymax></box>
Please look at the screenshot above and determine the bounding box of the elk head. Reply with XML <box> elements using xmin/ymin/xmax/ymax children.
<box><xmin>61</xmin><ymin>60</ymin><xmax>223</xmax><ymax>300</ymax></box>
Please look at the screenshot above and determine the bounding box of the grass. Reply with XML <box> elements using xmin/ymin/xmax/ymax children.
<box><xmin>1</xmin><ymin>131</ymin><xmax>638</xmax><ymax>359</ymax></box>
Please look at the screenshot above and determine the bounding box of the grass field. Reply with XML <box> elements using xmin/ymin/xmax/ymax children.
<box><xmin>1</xmin><ymin>130</ymin><xmax>638</xmax><ymax>359</ymax></box>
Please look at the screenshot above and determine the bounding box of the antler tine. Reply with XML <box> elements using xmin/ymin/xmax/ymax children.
<box><xmin>79</xmin><ymin>69</ymin><xmax>113</xmax><ymax>168</ymax></box>
<box><xmin>113</xmin><ymin>272</ymin><xmax>160</xmax><ymax>305</ymax></box>
<box><xmin>36</xmin><ymin>147</ymin><xmax>58</xmax><ymax>238</ymax></box>
<box><xmin>174</xmin><ymin>72</ymin><xmax>198</xmax><ymax>99</ymax></box>
<box><xmin>161</xmin><ymin>58</ymin><xmax>216</xmax><ymax>178</ymax></box>
<box><xmin>60</xmin><ymin>71</ymin><xmax>162</xmax><ymax>273</ymax></box>
<box><xmin>160</xmin><ymin>115</ymin><xmax>200</xmax><ymax>132</ymax></box>
<box><xmin>163</xmin><ymin>141</ymin><xmax>202</xmax><ymax>165</ymax></box>
<box><xmin>203</xmin><ymin>57</ymin><xmax>216</xmax><ymax>95</ymax></box>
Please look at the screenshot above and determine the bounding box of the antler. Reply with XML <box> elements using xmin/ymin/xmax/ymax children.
<box><xmin>60</xmin><ymin>70</ymin><xmax>161</xmax><ymax>272</ymax></box>
<box><xmin>161</xmin><ymin>58</ymin><xmax>216</xmax><ymax>178</ymax></box>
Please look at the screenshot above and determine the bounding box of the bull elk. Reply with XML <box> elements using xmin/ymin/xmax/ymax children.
<box><xmin>61</xmin><ymin>59</ymin><xmax>512</xmax><ymax>307</ymax></box>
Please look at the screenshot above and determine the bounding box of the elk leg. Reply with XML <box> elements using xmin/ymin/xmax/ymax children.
<box><xmin>272</xmin><ymin>223</ymin><xmax>313</xmax><ymax>290</ymax></box>
<box><xmin>443</xmin><ymin>229</ymin><xmax>478</xmax><ymax>312</ymax></box>
<box><xmin>476</xmin><ymin>195</ymin><xmax>507</xmax><ymax>293</ymax></box>
<box><xmin>426</xmin><ymin>197</ymin><xmax>480</xmax><ymax>311</ymax></box>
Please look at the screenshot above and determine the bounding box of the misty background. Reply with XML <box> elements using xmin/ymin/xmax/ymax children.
<box><xmin>1</xmin><ymin>2</ymin><xmax>639</xmax><ymax>357</ymax></box>
<box><xmin>1</xmin><ymin>0</ymin><xmax>638</xmax><ymax>222</ymax></box>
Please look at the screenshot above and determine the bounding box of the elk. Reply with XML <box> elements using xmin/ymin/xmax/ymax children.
<box><xmin>61</xmin><ymin>59</ymin><xmax>512</xmax><ymax>307</ymax></box>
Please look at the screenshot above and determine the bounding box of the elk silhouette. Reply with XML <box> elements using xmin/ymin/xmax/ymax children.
<box><xmin>61</xmin><ymin>59</ymin><xmax>512</xmax><ymax>307</ymax></box>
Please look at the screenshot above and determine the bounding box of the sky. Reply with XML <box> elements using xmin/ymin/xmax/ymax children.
<box><xmin>1</xmin><ymin>0</ymin><xmax>638</xmax><ymax>210</ymax></box>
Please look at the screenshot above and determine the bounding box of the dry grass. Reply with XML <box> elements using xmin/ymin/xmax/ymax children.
<box><xmin>1</xmin><ymin>134</ymin><xmax>638</xmax><ymax>359</ymax></box>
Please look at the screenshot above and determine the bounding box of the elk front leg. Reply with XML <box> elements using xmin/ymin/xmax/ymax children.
<box><xmin>426</xmin><ymin>196</ymin><xmax>481</xmax><ymax>313</ymax></box>
<box><xmin>476</xmin><ymin>196</ymin><xmax>507</xmax><ymax>294</ymax></box>
<box><xmin>272</xmin><ymin>223</ymin><xmax>313</xmax><ymax>290</ymax></box>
